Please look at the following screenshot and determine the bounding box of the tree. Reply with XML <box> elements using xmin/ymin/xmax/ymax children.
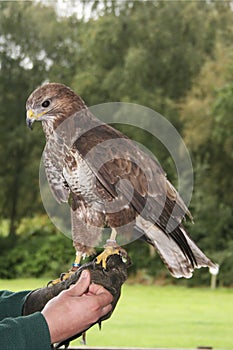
<box><xmin>179</xmin><ymin>42</ymin><xmax>233</xmax><ymax>284</ymax></box>
<box><xmin>0</xmin><ymin>0</ymin><xmax>232</xmax><ymax>284</ymax></box>
<box><xmin>72</xmin><ymin>0</ymin><xmax>220</xmax><ymax>105</ymax></box>
<box><xmin>0</xmin><ymin>2</ymin><xmax>82</xmax><ymax>238</ymax></box>
<box><xmin>71</xmin><ymin>0</ymin><xmax>226</xmax><ymax>189</ymax></box>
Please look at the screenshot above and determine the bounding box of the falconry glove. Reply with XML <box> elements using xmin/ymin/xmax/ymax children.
<box><xmin>23</xmin><ymin>254</ymin><xmax>130</xmax><ymax>347</ymax></box>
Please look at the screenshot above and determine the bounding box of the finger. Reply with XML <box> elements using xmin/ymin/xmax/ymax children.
<box><xmin>89</xmin><ymin>283</ymin><xmax>111</xmax><ymax>296</ymax></box>
<box><xmin>88</xmin><ymin>284</ymin><xmax>113</xmax><ymax>304</ymax></box>
<box><xmin>67</xmin><ymin>270</ymin><xmax>91</xmax><ymax>296</ymax></box>
<box><xmin>94</xmin><ymin>290</ymin><xmax>113</xmax><ymax>307</ymax></box>
<box><xmin>101</xmin><ymin>304</ymin><xmax>112</xmax><ymax>317</ymax></box>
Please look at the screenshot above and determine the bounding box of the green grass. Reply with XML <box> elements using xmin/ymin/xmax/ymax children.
<box><xmin>1</xmin><ymin>279</ymin><xmax>232</xmax><ymax>349</ymax></box>
<box><xmin>0</xmin><ymin>278</ymin><xmax>50</xmax><ymax>291</ymax></box>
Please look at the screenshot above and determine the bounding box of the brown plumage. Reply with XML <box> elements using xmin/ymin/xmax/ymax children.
<box><xmin>26</xmin><ymin>83</ymin><xmax>217</xmax><ymax>278</ymax></box>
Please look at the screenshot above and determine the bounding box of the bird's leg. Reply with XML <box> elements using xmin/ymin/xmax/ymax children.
<box><xmin>48</xmin><ymin>252</ymin><xmax>83</xmax><ymax>286</ymax></box>
<box><xmin>71</xmin><ymin>251</ymin><xmax>82</xmax><ymax>270</ymax></box>
<box><xmin>109</xmin><ymin>228</ymin><xmax>117</xmax><ymax>241</ymax></box>
<box><xmin>95</xmin><ymin>229</ymin><xmax>127</xmax><ymax>269</ymax></box>
<box><xmin>60</xmin><ymin>251</ymin><xmax>83</xmax><ymax>281</ymax></box>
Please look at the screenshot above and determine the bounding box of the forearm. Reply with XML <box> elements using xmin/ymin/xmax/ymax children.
<box><xmin>0</xmin><ymin>312</ymin><xmax>51</xmax><ymax>350</ymax></box>
<box><xmin>0</xmin><ymin>290</ymin><xmax>30</xmax><ymax>319</ymax></box>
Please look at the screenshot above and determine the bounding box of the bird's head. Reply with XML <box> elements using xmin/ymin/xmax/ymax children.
<box><xmin>26</xmin><ymin>83</ymin><xmax>86</xmax><ymax>130</ymax></box>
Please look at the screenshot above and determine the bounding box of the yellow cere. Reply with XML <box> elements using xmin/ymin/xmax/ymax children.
<box><xmin>27</xmin><ymin>109</ymin><xmax>35</xmax><ymax>119</ymax></box>
<box><xmin>27</xmin><ymin>109</ymin><xmax>46</xmax><ymax>119</ymax></box>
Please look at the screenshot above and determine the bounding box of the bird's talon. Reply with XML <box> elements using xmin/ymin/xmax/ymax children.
<box><xmin>60</xmin><ymin>272</ymin><xmax>66</xmax><ymax>281</ymax></box>
<box><xmin>95</xmin><ymin>246</ymin><xmax>121</xmax><ymax>269</ymax></box>
<box><xmin>47</xmin><ymin>277</ymin><xmax>62</xmax><ymax>287</ymax></box>
<box><xmin>47</xmin><ymin>266</ymin><xmax>79</xmax><ymax>285</ymax></box>
<box><xmin>60</xmin><ymin>270</ymin><xmax>76</xmax><ymax>281</ymax></box>
<box><xmin>121</xmin><ymin>256</ymin><xmax>128</xmax><ymax>264</ymax></box>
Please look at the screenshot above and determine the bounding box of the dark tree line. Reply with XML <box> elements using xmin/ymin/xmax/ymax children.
<box><xmin>0</xmin><ymin>1</ymin><xmax>232</xmax><ymax>285</ymax></box>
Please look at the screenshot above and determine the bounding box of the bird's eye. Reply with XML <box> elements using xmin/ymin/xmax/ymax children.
<box><xmin>42</xmin><ymin>100</ymin><xmax>50</xmax><ymax>108</ymax></box>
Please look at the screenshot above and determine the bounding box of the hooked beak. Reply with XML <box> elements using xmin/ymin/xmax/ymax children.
<box><xmin>26</xmin><ymin>109</ymin><xmax>47</xmax><ymax>130</ymax></box>
<box><xmin>26</xmin><ymin>109</ymin><xmax>48</xmax><ymax>129</ymax></box>
<box><xmin>26</xmin><ymin>109</ymin><xmax>35</xmax><ymax>130</ymax></box>
<box><xmin>26</xmin><ymin>118</ymin><xmax>34</xmax><ymax>130</ymax></box>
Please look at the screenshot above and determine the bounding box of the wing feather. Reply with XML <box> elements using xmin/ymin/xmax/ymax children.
<box><xmin>73</xmin><ymin>118</ymin><xmax>190</xmax><ymax>224</ymax></box>
<box><xmin>71</xmin><ymin>116</ymin><xmax>196</xmax><ymax>264</ymax></box>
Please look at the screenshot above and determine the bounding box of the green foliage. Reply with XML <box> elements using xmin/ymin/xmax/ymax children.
<box><xmin>73</xmin><ymin>0</ymin><xmax>219</xmax><ymax>105</ymax></box>
<box><xmin>179</xmin><ymin>42</ymin><xmax>233</xmax><ymax>287</ymax></box>
<box><xmin>0</xmin><ymin>1</ymin><xmax>83</xmax><ymax>236</ymax></box>
<box><xmin>0</xmin><ymin>216</ymin><xmax>74</xmax><ymax>279</ymax></box>
<box><xmin>0</xmin><ymin>1</ymin><xmax>232</xmax><ymax>285</ymax></box>
<box><xmin>213</xmin><ymin>82</ymin><xmax>233</xmax><ymax>159</ymax></box>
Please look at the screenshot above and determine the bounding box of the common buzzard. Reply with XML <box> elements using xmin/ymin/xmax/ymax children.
<box><xmin>26</xmin><ymin>83</ymin><xmax>217</xmax><ymax>279</ymax></box>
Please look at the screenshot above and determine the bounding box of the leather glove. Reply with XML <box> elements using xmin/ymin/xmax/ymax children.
<box><xmin>23</xmin><ymin>254</ymin><xmax>130</xmax><ymax>348</ymax></box>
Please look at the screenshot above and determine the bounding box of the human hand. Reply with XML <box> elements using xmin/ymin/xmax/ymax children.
<box><xmin>41</xmin><ymin>270</ymin><xmax>113</xmax><ymax>344</ymax></box>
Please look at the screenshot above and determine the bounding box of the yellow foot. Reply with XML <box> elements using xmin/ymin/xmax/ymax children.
<box><xmin>47</xmin><ymin>252</ymin><xmax>82</xmax><ymax>286</ymax></box>
<box><xmin>47</xmin><ymin>265</ymin><xmax>80</xmax><ymax>286</ymax></box>
<box><xmin>60</xmin><ymin>268</ymin><xmax>77</xmax><ymax>281</ymax></box>
<box><xmin>96</xmin><ymin>242</ymin><xmax>127</xmax><ymax>270</ymax></box>
<box><xmin>96</xmin><ymin>246</ymin><xmax>120</xmax><ymax>269</ymax></box>
<box><xmin>47</xmin><ymin>277</ymin><xmax>62</xmax><ymax>286</ymax></box>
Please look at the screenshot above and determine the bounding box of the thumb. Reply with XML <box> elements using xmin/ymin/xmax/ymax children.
<box><xmin>67</xmin><ymin>270</ymin><xmax>91</xmax><ymax>296</ymax></box>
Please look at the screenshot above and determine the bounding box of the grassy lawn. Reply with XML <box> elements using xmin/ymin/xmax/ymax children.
<box><xmin>1</xmin><ymin>279</ymin><xmax>232</xmax><ymax>349</ymax></box>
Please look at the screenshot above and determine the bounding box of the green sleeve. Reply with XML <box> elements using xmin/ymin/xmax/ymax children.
<box><xmin>0</xmin><ymin>290</ymin><xmax>30</xmax><ymax>319</ymax></box>
<box><xmin>0</xmin><ymin>312</ymin><xmax>51</xmax><ymax>350</ymax></box>
<box><xmin>0</xmin><ymin>291</ymin><xmax>51</xmax><ymax>350</ymax></box>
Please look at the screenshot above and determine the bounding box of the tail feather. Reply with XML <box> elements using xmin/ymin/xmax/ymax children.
<box><xmin>136</xmin><ymin>216</ymin><xmax>217</xmax><ymax>278</ymax></box>
<box><xmin>179</xmin><ymin>226</ymin><xmax>218</xmax><ymax>273</ymax></box>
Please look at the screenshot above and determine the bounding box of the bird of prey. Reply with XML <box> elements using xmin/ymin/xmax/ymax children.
<box><xmin>26</xmin><ymin>83</ymin><xmax>217</xmax><ymax>279</ymax></box>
